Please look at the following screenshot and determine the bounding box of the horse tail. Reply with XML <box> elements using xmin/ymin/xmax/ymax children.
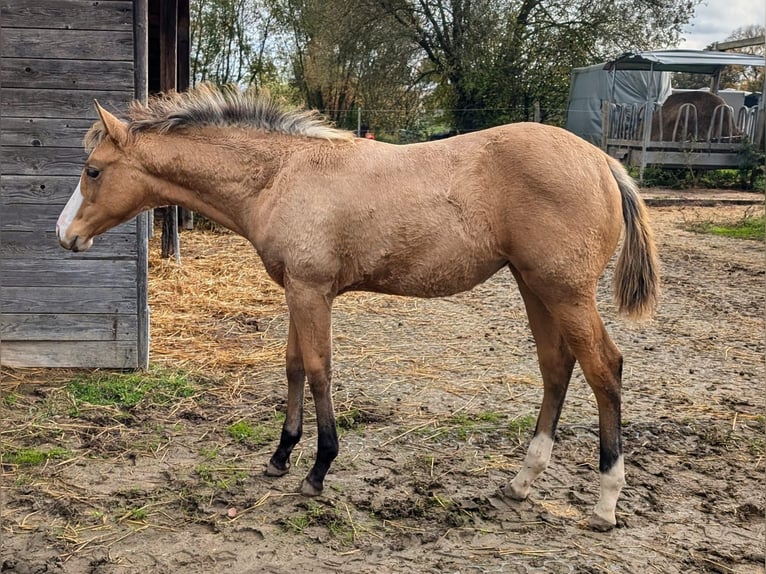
<box><xmin>608</xmin><ymin>158</ymin><xmax>660</xmax><ymax>321</ymax></box>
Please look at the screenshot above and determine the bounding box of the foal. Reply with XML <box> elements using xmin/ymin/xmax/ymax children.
<box><xmin>57</xmin><ymin>85</ymin><xmax>659</xmax><ymax>530</ymax></box>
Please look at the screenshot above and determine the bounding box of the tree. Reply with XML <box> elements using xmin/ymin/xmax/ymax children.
<box><xmin>190</xmin><ymin>0</ymin><xmax>277</xmax><ymax>87</ymax></box>
<box><xmin>376</xmin><ymin>0</ymin><xmax>702</xmax><ymax>132</ymax></box>
<box><xmin>717</xmin><ymin>25</ymin><xmax>765</xmax><ymax>92</ymax></box>
<box><xmin>269</xmin><ymin>0</ymin><xmax>427</xmax><ymax>134</ymax></box>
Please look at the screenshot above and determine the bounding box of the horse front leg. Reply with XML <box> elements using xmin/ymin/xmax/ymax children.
<box><xmin>266</xmin><ymin>316</ymin><xmax>305</xmax><ymax>477</ymax></box>
<box><xmin>283</xmin><ymin>277</ymin><xmax>338</xmax><ymax>497</ymax></box>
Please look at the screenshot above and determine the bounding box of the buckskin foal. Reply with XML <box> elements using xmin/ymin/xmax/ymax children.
<box><xmin>57</xmin><ymin>85</ymin><xmax>659</xmax><ymax>531</ymax></box>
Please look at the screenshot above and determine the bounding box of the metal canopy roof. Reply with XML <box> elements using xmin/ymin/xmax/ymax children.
<box><xmin>604</xmin><ymin>50</ymin><xmax>766</xmax><ymax>74</ymax></box>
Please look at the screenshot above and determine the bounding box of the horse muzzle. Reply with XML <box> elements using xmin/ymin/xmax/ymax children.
<box><xmin>56</xmin><ymin>225</ymin><xmax>93</xmax><ymax>252</ymax></box>
<box><xmin>56</xmin><ymin>182</ymin><xmax>95</xmax><ymax>252</ymax></box>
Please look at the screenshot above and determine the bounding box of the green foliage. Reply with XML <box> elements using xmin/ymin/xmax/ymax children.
<box><xmin>196</xmin><ymin>463</ymin><xmax>247</xmax><ymax>489</ymax></box>
<box><xmin>418</xmin><ymin>410</ymin><xmax>525</xmax><ymax>442</ymax></box>
<box><xmin>687</xmin><ymin>215</ymin><xmax>764</xmax><ymax>242</ymax></box>
<box><xmin>282</xmin><ymin>500</ymin><xmax>356</xmax><ymax>545</ymax></box>
<box><xmin>66</xmin><ymin>369</ymin><xmax>196</xmax><ymax>410</ymax></box>
<box><xmin>122</xmin><ymin>506</ymin><xmax>149</xmax><ymax>521</ymax></box>
<box><xmin>336</xmin><ymin>408</ymin><xmax>364</xmax><ymax>431</ymax></box>
<box><xmin>3</xmin><ymin>447</ymin><xmax>70</xmax><ymax>466</ymax></box>
<box><xmin>636</xmin><ymin>164</ymin><xmax>765</xmax><ymax>191</ymax></box>
<box><xmin>227</xmin><ymin>413</ymin><xmax>283</xmax><ymax>446</ymax></box>
<box><xmin>2</xmin><ymin>393</ymin><xmax>19</xmax><ymax>406</ymax></box>
<box><xmin>507</xmin><ymin>414</ymin><xmax>537</xmax><ymax>439</ymax></box>
<box><xmin>190</xmin><ymin>0</ymin><xmax>701</xmax><ymax>135</ymax></box>
<box><xmin>737</xmin><ymin>138</ymin><xmax>766</xmax><ymax>190</ymax></box>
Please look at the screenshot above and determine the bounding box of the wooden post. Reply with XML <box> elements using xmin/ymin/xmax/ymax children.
<box><xmin>176</xmin><ymin>0</ymin><xmax>194</xmax><ymax>230</ymax></box>
<box><xmin>159</xmin><ymin>0</ymin><xmax>180</xmax><ymax>262</ymax></box>
<box><xmin>134</xmin><ymin>0</ymin><xmax>150</xmax><ymax>369</ymax></box>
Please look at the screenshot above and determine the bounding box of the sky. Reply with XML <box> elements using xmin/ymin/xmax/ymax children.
<box><xmin>678</xmin><ymin>0</ymin><xmax>765</xmax><ymax>49</ymax></box>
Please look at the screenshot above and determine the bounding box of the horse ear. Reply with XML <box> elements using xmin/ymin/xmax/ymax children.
<box><xmin>94</xmin><ymin>100</ymin><xmax>129</xmax><ymax>147</ymax></box>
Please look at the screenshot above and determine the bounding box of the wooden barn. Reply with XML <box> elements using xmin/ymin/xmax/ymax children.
<box><xmin>0</xmin><ymin>0</ymin><xmax>189</xmax><ymax>369</ymax></box>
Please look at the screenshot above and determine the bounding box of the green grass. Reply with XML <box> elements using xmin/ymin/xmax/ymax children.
<box><xmin>282</xmin><ymin>500</ymin><xmax>356</xmax><ymax>545</ymax></box>
<box><xmin>507</xmin><ymin>414</ymin><xmax>537</xmax><ymax>439</ymax></box>
<box><xmin>3</xmin><ymin>447</ymin><xmax>70</xmax><ymax>466</ymax></box>
<box><xmin>195</xmin><ymin>463</ymin><xmax>247</xmax><ymax>489</ymax></box>
<box><xmin>688</xmin><ymin>215</ymin><xmax>764</xmax><ymax>242</ymax></box>
<box><xmin>66</xmin><ymin>368</ymin><xmax>197</xmax><ymax>410</ymax></box>
<box><xmin>416</xmin><ymin>410</ymin><xmax>531</xmax><ymax>442</ymax></box>
<box><xmin>2</xmin><ymin>393</ymin><xmax>19</xmax><ymax>407</ymax></box>
<box><xmin>227</xmin><ymin>414</ymin><xmax>283</xmax><ymax>447</ymax></box>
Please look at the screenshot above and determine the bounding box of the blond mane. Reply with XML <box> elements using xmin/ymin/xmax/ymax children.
<box><xmin>84</xmin><ymin>84</ymin><xmax>353</xmax><ymax>151</ymax></box>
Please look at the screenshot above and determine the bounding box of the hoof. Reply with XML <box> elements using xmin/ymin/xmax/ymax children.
<box><xmin>264</xmin><ymin>461</ymin><xmax>290</xmax><ymax>477</ymax></box>
<box><xmin>587</xmin><ymin>513</ymin><xmax>616</xmax><ymax>532</ymax></box>
<box><xmin>300</xmin><ymin>478</ymin><xmax>323</xmax><ymax>497</ymax></box>
<box><xmin>501</xmin><ymin>483</ymin><xmax>528</xmax><ymax>502</ymax></box>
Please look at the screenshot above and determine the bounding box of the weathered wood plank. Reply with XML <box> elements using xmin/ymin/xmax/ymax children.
<box><xmin>0</xmin><ymin>204</ymin><xmax>138</xmax><ymax>234</ymax></box>
<box><xmin>0</xmin><ymin>259</ymin><xmax>137</xmax><ymax>288</ymax></box>
<box><xmin>0</xmin><ymin>119</ymin><xmax>93</xmax><ymax>148</ymax></box>
<box><xmin>1</xmin><ymin>175</ymin><xmax>81</xmax><ymax>204</ymax></box>
<box><xmin>1</xmin><ymin>146</ymin><xmax>88</xmax><ymax>176</ymax></box>
<box><xmin>1</xmin><ymin>0</ymin><xmax>133</xmax><ymax>31</ymax></box>
<box><xmin>1</xmin><ymin>287</ymin><xmax>138</xmax><ymax>314</ymax></box>
<box><xmin>1</xmin><ymin>59</ymin><xmax>134</xmax><ymax>91</ymax></box>
<box><xmin>0</xmin><ymin>341</ymin><xmax>138</xmax><ymax>369</ymax></box>
<box><xmin>134</xmin><ymin>0</ymin><xmax>150</xmax><ymax>370</ymax></box>
<box><xmin>0</xmin><ymin>88</ymin><xmax>132</xmax><ymax>120</ymax></box>
<box><xmin>0</xmin><ymin>231</ymin><xmax>138</xmax><ymax>259</ymax></box>
<box><xmin>1</xmin><ymin>29</ymin><xmax>133</xmax><ymax>60</ymax></box>
<box><xmin>628</xmin><ymin>150</ymin><xmax>743</xmax><ymax>169</ymax></box>
<box><xmin>1</xmin><ymin>313</ymin><xmax>137</xmax><ymax>341</ymax></box>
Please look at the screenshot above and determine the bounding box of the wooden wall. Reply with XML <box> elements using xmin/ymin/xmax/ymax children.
<box><xmin>0</xmin><ymin>0</ymin><xmax>149</xmax><ymax>368</ymax></box>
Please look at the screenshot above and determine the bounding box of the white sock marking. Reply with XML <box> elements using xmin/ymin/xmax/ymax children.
<box><xmin>509</xmin><ymin>433</ymin><xmax>553</xmax><ymax>499</ymax></box>
<box><xmin>592</xmin><ymin>455</ymin><xmax>625</xmax><ymax>526</ymax></box>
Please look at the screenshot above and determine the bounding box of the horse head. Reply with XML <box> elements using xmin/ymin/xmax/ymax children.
<box><xmin>57</xmin><ymin>102</ymin><xmax>150</xmax><ymax>252</ymax></box>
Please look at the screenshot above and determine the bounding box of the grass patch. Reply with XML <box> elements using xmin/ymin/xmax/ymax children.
<box><xmin>337</xmin><ymin>407</ymin><xmax>364</xmax><ymax>431</ymax></box>
<box><xmin>687</xmin><ymin>215</ymin><xmax>764</xmax><ymax>242</ymax></box>
<box><xmin>3</xmin><ymin>446</ymin><xmax>70</xmax><ymax>466</ymax></box>
<box><xmin>282</xmin><ymin>500</ymin><xmax>356</xmax><ymax>545</ymax></box>
<box><xmin>66</xmin><ymin>368</ymin><xmax>197</xmax><ymax>410</ymax></box>
<box><xmin>507</xmin><ymin>413</ymin><xmax>537</xmax><ymax>439</ymax></box>
<box><xmin>196</xmin><ymin>463</ymin><xmax>247</xmax><ymax>489</ymax></box>
<box><xmin>415</xmin><ymin>410</ymin><xmax>512</xmax><ymax>442</ymax></box>
<box><xmin>227</xmin><ymin>414</ymin><xmax>283</xmax><ymax>447</ymax></box>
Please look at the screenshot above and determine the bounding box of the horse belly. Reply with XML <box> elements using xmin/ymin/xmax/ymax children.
<box><xmin>363</xmin><ymin>255</ymin><xmax>505</xmax><ymax>298</ymax></box>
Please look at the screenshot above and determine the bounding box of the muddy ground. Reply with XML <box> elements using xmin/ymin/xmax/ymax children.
<box><xmin>1</xmin><ymin>196</ymin><xmax>764</xmax><ymax>573</ymax></box>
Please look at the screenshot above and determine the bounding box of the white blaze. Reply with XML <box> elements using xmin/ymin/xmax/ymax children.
<box><xmin>56</xmin><ymin>182</ymin><xmax>84</xmax><ymax>245</ymax></box>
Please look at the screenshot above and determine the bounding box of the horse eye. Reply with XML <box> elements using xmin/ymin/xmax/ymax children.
<box><xmin>85</xmin><ymin>166</ymin><xmax>101</xmax><ymax>179</ymax></box>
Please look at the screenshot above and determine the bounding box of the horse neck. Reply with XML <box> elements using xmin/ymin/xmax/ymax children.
<box><xmin>135</xmin><ymin>129</ymin><xmax>298</xmax><ymax>237</ymax></box>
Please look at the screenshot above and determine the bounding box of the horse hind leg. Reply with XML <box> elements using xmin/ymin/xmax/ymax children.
<box><xmin>504</xmin><ymin>272</ymin><xmax>576</xmax><ymax>501</ymax></box>
<box><xmin>551</xmin><ymin>298</ymin><xmax>625</xmax><ymax>531</ymax></box>
<box><xmin>506</xmin><ymin>270</ymin><xmax>625</xmax><ymax>531</ymax></box>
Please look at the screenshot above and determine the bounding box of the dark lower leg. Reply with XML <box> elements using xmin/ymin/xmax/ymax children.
<box><xmin>300</xmin><ymin>371</ymin><xmax>338</xmax><ymax>496</ymax></box>
<box><xmin>567</xmin><ymin>319</ymin><xmax>625</xmax><ymax>530</ymax></box>
<box><xmin>301</xmin><ymin>420</ymin><xmax>338</xmax><ymax>495</ymax></box>
<box><xmin>267</xmin><ymin>320</ymin><xmax>305</xmax><ymax>476</ymax></box>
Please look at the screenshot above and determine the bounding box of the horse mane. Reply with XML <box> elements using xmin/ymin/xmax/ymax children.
<box><xmin>84</xmin><ymin>84</ymin><xmax>353</xmax><ymax>151</ymax></box>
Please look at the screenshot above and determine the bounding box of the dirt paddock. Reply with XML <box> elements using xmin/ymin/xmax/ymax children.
<box><xmin>1</xmin><ymin>195</ymin><xmax>764</xmax><ymax>573</ymax></box>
